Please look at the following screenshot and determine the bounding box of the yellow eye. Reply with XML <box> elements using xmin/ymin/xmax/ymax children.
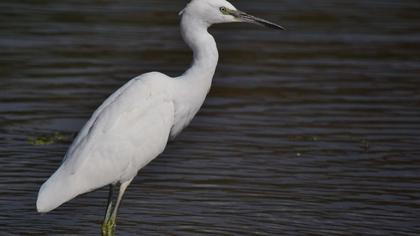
<box><xmin>219</xmin><ymin>7</ymin><xmax>228</xmax><ymax>14</ymax></box>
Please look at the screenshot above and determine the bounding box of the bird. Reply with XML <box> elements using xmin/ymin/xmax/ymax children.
<box><xmin>36</xmin><ymin>0</ymin><xmax>284</xmax><ymax>235</ymax></box>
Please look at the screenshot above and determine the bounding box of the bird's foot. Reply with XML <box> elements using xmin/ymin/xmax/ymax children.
<box><xmin>101</xmin><ymin>219</ymin><xmax>116</xmax><ymax>236</ymax></box>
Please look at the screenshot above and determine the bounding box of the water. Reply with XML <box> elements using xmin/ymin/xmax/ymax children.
<box><xmin>1</xmin><ymin>0</ymin><xmax>420</xmax><ymax>235</ymax></box>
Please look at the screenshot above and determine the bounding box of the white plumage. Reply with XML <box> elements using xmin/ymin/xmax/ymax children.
<box><xmin>36</xmin><ymin>0</ymin><xmax>283</xmax><ymax>234</ymax></box>
<box><xmin>37</xmin><ymin>73</ymin><xmax>175</xmax><ymax>212</ymax></box>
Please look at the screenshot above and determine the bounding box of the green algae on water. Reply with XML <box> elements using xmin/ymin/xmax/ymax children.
<box><xmin>28</xmin><ymin>132</ymin><xmax>67</xmax><ymax>146</ymax></box>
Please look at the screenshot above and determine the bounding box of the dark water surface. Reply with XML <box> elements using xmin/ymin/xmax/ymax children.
<box><xmin>1</xmin><ymin>0</ymin><xmax>420</xmax><ymax>235</ymax></box>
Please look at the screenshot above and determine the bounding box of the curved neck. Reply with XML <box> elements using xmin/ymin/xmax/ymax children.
<box><xmin>179</xmin><ymin>13</ymin><xmax>219</xmax><ymax>81</ymax></box>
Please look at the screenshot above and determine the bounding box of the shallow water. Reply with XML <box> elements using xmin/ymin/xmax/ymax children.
<box><xmin>1</xmin><ymin>0</ymin><xmax>420</xmax><ymax>235</ymax></box>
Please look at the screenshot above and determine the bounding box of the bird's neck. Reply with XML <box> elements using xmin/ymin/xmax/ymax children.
<box><xmin>179</xmin><ymin>14</ymin><xmax>219</xmax><ymax>83</ymax></box>
<box><xmin>168</xmin><ymin>14</ymin><xmax>219</xmax><ymax>138</ymax></box>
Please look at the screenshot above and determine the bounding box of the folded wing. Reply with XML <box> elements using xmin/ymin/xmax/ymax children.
<box><xmin>37</xmin><ymin>73</ymin><xmax>174</xmax><ymax>212</ymax></box>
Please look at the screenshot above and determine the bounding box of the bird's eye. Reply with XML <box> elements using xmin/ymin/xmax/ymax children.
<box><xmin>219</xmin><ymin>7</ymin><xmax>228</xmax><ymax>14</ymax></box>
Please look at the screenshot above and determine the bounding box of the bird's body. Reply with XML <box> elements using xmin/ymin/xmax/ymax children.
<box><xmin>37</xmin><ymin>11</ymin><xmax>220</xmax><ymax>212</ymax></box>
<box><xmin>37</xmin><ymin>73</ymin><xmax>175</xmax><ymax>212</ymax></box>
<box><xmin>36</xmin><ymin>0</ymin><xmax>283</xmax><ymax>234</ymax></box>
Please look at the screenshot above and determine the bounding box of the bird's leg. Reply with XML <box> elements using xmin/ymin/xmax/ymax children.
<box><xmin>110</xmin><ymin>179</ymin><xmax>133</xmax><ymax>224</ymax></box>
<box><xmin>101</xmin><ymin>184</ymin><xmax>115</xmax><ymax>236</ymax></box>
<box><xmin>102</xmin><ymin>178</ymin><xmax>133</xmax><ymax>236</ymax></box>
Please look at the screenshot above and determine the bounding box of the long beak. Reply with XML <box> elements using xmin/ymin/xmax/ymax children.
<box><xmin>231</xmin><ymin>10</ymin><xmax>285</xmax><ymax>30</ymax></box>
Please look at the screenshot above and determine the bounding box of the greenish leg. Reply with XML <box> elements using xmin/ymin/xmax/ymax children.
<box><xmin>101</xmin><ymin>184</ymin><xmax>115</xmax><ymax>236</ymax></box>
<box><xmin>101</xmin><ymin>179</ymin><xmax>133</xmax><ymax>236</ymax></box>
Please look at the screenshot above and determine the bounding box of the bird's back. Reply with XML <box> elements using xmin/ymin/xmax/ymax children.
<box><xmin>37</xmin><ymin>72</ymin><xmax>175</xmax><ymax>213</ymax></box>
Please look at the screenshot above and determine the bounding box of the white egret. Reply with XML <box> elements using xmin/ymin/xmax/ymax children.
<box><xmin>36</xmin><ymin>0</ymin><xmax>284</xmax><ymax>235</ymax></box>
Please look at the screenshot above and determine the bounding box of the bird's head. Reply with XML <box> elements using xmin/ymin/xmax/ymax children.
<box><xmin>179</xmin><ymin>0</ymin><xmax>285</xmax><ymax>30</ymax></box>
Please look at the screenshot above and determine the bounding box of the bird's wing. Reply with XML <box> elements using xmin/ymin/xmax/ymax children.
<box><xmin>64</xmin><ymin>77</ymin><xmax>139</xmax><ymax>161</ymax></box>
<box><xmin>37</xmin><ymin>73</ymin><xmax>175</xmax><ymax>212</ymax></box>
<box><xmin>64</xmin><ymin>73</ymin><xmax>174</xmax><ymax>177</ymax></box>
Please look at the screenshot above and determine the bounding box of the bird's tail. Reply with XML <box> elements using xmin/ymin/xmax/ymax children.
<box><xmin>36</xmin><ymin>166</ymin><xmax>78</xmax><ymax>213</ymax></box>
<box><xmin>36</xmin><ymin>160</ymin><xmax>104</xmax><ymax>213</ymax></box>
<box><xmin>36</xmin><ymin>157</ymin><xmax>114</xmax><ymax>213</ymax></box>
<box><xmin>37</xmin><ymin>153</ymin><xmax>121</xmax><ymax>213</ymax></box>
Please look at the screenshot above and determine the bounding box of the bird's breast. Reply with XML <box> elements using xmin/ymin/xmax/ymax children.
<box><xmin>169</xmin><ymin>71</ymin><xmax>214</xmax><ymax>139</ymax></box>
<box><xmin>170</xmin><ymin>104</ymin><xmax>200</xmax><ymax>139</ymax></box>
<box><xmin>170</xmin><ymin>89</ymin><xmax>208</xmax><ymax>139</ymax></box>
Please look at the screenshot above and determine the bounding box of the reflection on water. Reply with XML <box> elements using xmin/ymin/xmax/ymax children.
<box><xmin>1</xmin><ymin>0</ymin><xmax>420</xmax><ymax>235</ymax></box>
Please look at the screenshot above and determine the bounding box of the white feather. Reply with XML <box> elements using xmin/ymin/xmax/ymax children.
<box><xmin>37</xmin><ymin>72</ymin><xmax>175</xmax><ymax>212</ymax></box>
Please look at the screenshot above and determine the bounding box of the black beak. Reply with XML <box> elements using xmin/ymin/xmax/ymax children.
<box><xmin>232</xmin><ymin>10</ymin><xmax>285</xmax><ymax>30</ymax></box>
